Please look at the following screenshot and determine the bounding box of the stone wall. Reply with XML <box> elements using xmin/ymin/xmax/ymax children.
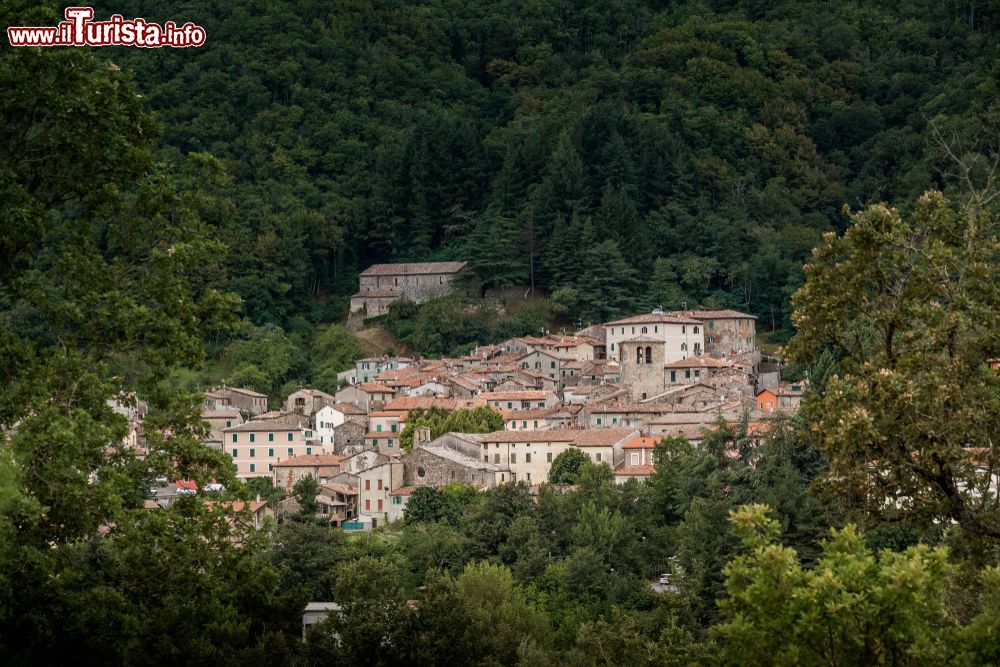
<box><xmin>403</xmin><ymin>447</ymin><xmax>495</xmax><ymax>488</ymax></box>
<box><xmin>619</xmin><ymin>340</ymin><xmax>667</xmax><ymax>401</ymax></box>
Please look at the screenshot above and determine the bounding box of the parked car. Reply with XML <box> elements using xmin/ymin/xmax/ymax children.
<box><xmin>658</xmin><ymin>573</ymin><xmax>671</xmax><ymax>585</ymax></box>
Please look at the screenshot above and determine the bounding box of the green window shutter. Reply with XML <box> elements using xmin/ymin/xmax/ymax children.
<box><xmin>249</xmin><ymin>449</ymin><xmax>255</xmax><ymax>457</ymax></box>
<box><xmin>287</xmin><ymin>432</ymin><xmax>293</xmax><ymax>441</ymax></box>
<box><xmin>249</xmin><ymin>464</ymin><xmax>255</xmax><ymax>473</ymax></box>
<box><xmin>268</xmin><ymin>433</ymin><xmax>274</xmax><ymax>442</ymax></box>
<box><xmin>268</xmin><ymin>448</ymin><xmax>274</xmax><ymax>456</ymax></box>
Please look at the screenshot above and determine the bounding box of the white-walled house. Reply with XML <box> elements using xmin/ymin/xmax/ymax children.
<box><xmin>604</xmin><ymin>309</ymin><xmax>704</xmax><ymax>363</ymax></box>
<box><xmin>314</xmin><ymin>403</ymin><xmax>365</xmax><ymax>446</ymax></box>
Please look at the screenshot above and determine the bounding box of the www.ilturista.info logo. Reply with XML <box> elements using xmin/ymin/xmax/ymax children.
<box><xmin>7</xmin><ymin>7</ymin><xmax>206</xmax><ymax>47</ymax></box>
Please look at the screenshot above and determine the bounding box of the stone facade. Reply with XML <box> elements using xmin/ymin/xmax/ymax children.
<box><xmin>205</xmin><ymin>385</ymin><xmax>268</xmax><ymax>416</ymax></box>
<box><xmin>686</xmin><ymin>310</ymin><xmax>757</xmax><ymax>357</ymax></box>
<box><xmin>402</xmin><ymin>445</ymin><xmax>505</xmax><ymax>488</ymax></box>
<box><xmin>331</xmin><ymin>420</ymin><xmax>366</xmax><ymax>454</ymax></box>
<box><xmin>284</xmin><ymin>388</ymin><xmax>335</xmax><ymax>418</ymax></box>
<box><xmin>350</xmin><ymin>261</ymin><xmax>468</xmax><ymax>318</ymax></box>
<box><xmin>618</xmin><ymin>338</ymin><xmax>668</xmax><ymax>401</ymax></box>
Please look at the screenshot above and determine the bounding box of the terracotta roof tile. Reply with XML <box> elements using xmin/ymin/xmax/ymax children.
<box><xmin>614</xmin><ymin>464</ymin><xmax>656</xmax><ymax>476</ymax></box>
<box><xmin>605</xmin><ymin>312</ymin><xmax>702</xmax><ymax>326</ymax></box>
<box><xmin>272</xmin><ymin>454</ymin><xmax>342</xmax><ymax>467</ymax></box>
<box><xmin>358</xmin><ymin>383</ymin><xmax>396</xmax><ymax>394</ymax></box>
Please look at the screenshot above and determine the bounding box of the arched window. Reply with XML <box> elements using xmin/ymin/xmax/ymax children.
<box><xmin>641</xmin><ymin>326</ymin><xmax>648</xmax><ymax>334</ymax></box>
<box><xmin>681</xmin><ymin>343</ymin><xmax>688</xmax><ymax>351</ymax></box>
<box><xmin>645</xmin><ymin>346</ymin><xmax>652</xmax><ymax>364</ymax></box>
<box><xmin>636</xmin><ymin>347</ymin><xmax>643</xmax><ymax>364</ymax></box>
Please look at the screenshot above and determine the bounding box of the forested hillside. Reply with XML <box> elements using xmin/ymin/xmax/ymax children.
<box><xmin>97</xmin><ymin>0</ymin><xmax>1000</xmax><ymax>329</ymax></box>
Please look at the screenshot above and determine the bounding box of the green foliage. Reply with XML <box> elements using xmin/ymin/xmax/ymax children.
<box><xmin>0</xmin><ymin>13</ymin><xmax>288</xmax><ymax>660</ymax></box>
<box><xmin>789</xmin><ymin>191</ymin><xmax>1000</xmax><ymax>539</ymax></box>
<box><xmin>717</xmin><ymin>505</ymin><xmax>957</xmax><ymax>666</ymax></box>
<box><xmin>399</xmin><ymin>406</ymin><xmax>505</xmax><ymax>453</ymax></box>
<box><xmin>244</xmin><ymin>476</ymin><xmax>286</xmax><ymax>506</ymax></box>
<box><xmin>310</xmin><ymin>324</ymin><xmax>363</xmax><ymax>393</ymax></box>
<box><xmin>91</xmin><ymin>0</ymin><xmax>1000</xmax><ymax>332</ymax></box>
<box><xmin>549</xmin><ymin>448</ymin><xmax>595</xmax><ymax>484</ymax></box>
<box><xmin>291</xmin><ymin>475</ymin><xmax>321</xmax><ymax>519</ymax></box>
<box><xmin>224</xmin><ymin>323</ymin><xmax>305</xmax><ymax>396</ymax></box>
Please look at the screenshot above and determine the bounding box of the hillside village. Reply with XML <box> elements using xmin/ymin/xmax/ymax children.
<box><xmin>134</xmin><ymin>261</ymin><xmax>803</xmax><ymax>529</ymax></box>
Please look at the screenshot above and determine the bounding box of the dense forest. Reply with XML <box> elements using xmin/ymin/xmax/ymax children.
<box><xmin>6</xmin><ymin>0</ymin><xmax>1000</xmax><ymax>664</ymax></box>
<box><xmin>91</xmin><ymin>0</ymin><xmax>1000</xmax><ymax>330</ymax></box>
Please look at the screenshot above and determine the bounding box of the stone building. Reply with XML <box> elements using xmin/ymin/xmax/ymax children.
<box><xmin>284</xmin><ymin>388</ymin><xmax>336</xmax><ymax>418</ymax></box>
<box><xmin>618</xmin><ymin>337</ymin><xmax>669</xmax><ymax>401</ymax></box>
<box><xmin>684</xmin><ymin>310</ymin><xmax>757</xmax><ymax>357</ymax></box>
<box><xmin>205</xmin><ymin>385</ymin><xmax>268</xmax><ymax>416</ymax></box>
<box><xmin>331</xmin><ymin>420</ymin><xmax>367</xmax><ymax>455</ymax></box>
<box><xmin>350</xmin><ymin>261</ymin><xmax>469</xmax><ymax>318</ymax></box>
<box><xmin>403</xmin><ymin>444</ymin><xmax>507</xmax><ymax>488</ymax></box>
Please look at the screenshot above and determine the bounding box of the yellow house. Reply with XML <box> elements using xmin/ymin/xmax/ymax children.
<box><xmin>475</xmin><ymin>428</ymin><xmax>638</xmax><ymax>485</ymax></box>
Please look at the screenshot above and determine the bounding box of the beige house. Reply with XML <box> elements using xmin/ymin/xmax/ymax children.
<box><xmin>516</xmin><ymin>349</ymin><xmax>571</xmax><ymax>383</ymax></box>
<box><xmin>224</xmin><ymin>414</ymin><xmax>319</xmax><ymax>480</ymax></box>
<box><xmin>478</xmin><ymin>390</ymin><xmax>558</xmax><ymax>411</ymax></box>
<box><xmin>476</xmin><ymin>428</ymin><xmax>638</xmax><ymax>485</ymax></box>
<box><xmin>502</xmin><ymin>407</ymin><xmax>555</xmax><ymax>431</ymax></box>
<box><xmin>356</xmin><ymin>459</ymin><xmax>404</xmax><ymax>528</ymax></box>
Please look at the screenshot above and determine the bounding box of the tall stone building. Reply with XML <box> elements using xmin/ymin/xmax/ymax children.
<box><xmin>684</xmin><ymin>310</ymin><xmax>757</xmax><ymax>356</ymax></box>
<box><xmin>618</xmin><ymin>338</ymin><xmax>668</xmax><ymax>401</ymax></box>
<box><xmin>349</xmin><ymin>261</ymin><xmax>469</xmax><ymax>318</ymax></box>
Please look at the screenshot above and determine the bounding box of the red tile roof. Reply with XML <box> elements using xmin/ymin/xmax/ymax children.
<box><xmin>385</xmin><ymin>396</ymin><xmax>460</xmax><ymax>411</ymax></box>
<box><xmin>272</xmin><ymin>454</ymin><xmax>342</xmax><ymax>467</ymax></box>
<box><xmin>481</xmin><ymin>390</ymin><xmax>552</xmax><ymax>401</ymax></box>
<box><xmin>622</xmin><ymin>436</ymin><xmax>660</xmax><ymax>449</ymax></box>
<box><xmin>614</xmin><ymin>464</ymin><xmax>656</xmax><ymax>476</ymax></box>
<box><xmin>605</xmin><ymin>312</ymin><xmax>701</xmax><ymax>326</ymax></box>
<box><xmin>358</xmin><ymin>383</ymin><xmax>396</xmax><ymax>394</ymax></box>
<box><xmin>479</xmin><ymin>428</ymin><xmax>637</xmax><ymax>447</ymax></box>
